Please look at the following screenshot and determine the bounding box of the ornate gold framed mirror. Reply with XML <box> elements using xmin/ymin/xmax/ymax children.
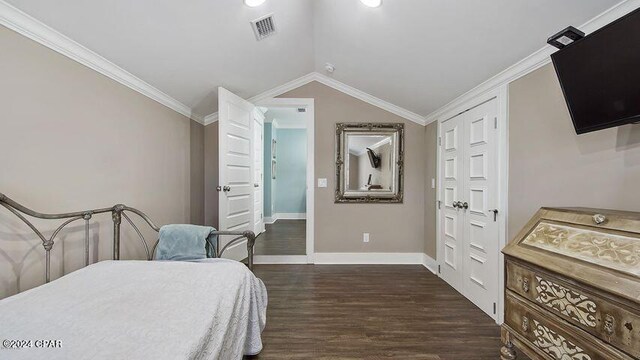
<box><xmin>335</xmin><ymin>123</ymin><xmax>404</xmax><ymax>203</ymax></box>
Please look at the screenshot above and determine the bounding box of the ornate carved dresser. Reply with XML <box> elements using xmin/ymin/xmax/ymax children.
<box><xmin>501</xmin><ymin>207</ymin><xmax>640</xmax><ymax>360</ymax></box>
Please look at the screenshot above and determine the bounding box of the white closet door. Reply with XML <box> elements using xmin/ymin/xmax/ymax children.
<box><xmin>461</xmin><ymin>99</ymin><xmax>499</xmax><ymax>318</ymax></box>
<box><xmin>438</xmin><ymin>97</ymin><xmax>499</xmax><ymax>319</ymax></box>
<box><xmin>253</xmin><ymin>109</ymin><xmax>265</xmax><ymax>235</ymax></box>
<box><xmin>218</xmin><ymin>87</ymin><xmax>255</xmax><ymax>261</ymax></box>
<box><xmin>439</xmin><ymin>113</ymin><xmax>465</xmax><ymax>293</ymax></box>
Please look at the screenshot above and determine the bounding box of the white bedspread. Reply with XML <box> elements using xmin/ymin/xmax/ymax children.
<box><xmin>0</xmin><ymin>259</ymin><xmax>267</xmax><ymax>360</ymax></box>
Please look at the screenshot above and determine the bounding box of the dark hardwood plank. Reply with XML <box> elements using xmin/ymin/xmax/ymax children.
<box><xmin>254</xmin><ymin>220</ymin><xmax>306</xmax><ymax>255</ymax></box>
<box><xmin>247</xmin><ymin>265</ymin><xmax>523</xmax><ymax>360</ymax></box>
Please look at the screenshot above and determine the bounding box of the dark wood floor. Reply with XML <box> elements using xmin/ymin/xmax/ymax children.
<box><xmin>247</xmin><ymin>264</ymin><xmax>523</xmax><ymax>360</ymax></box>
<box><xmin>254</xmin><ymin>220</ymin><xmax>306</xmax><ymax>255</ymax></box>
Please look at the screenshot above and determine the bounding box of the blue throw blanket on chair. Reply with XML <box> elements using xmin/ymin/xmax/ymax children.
<box><xmin>156</xmin><ymin>224</ymin><xmax>218</xmax><ymax>261</ymax></box>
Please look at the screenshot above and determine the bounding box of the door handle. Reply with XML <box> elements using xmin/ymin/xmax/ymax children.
<box><xmin>216</xmin><ymin>186</ymin><xmax>222</xmax><ymax>192</ymax></box>
<box><xmin>223</xmin><ymin>185</ymin><xmax>231</xmax><ymax>192</ymax></box>
<box><xmin>254</xmin><ymin>183</ymin><xmax>259</xmax><ymax>188</ymax></box>
<box><xmin>491</xmin><ymin>209</ymin><xmax>499</xmax><ymax>221</ymax></box>
<box><xmin>461</xmin><ymin>202</ymin><xmax>469</xmax><ymax>210</ymax></box>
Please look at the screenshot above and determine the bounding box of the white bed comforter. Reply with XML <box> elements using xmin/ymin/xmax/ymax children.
<box><xmin>0</xmin><ymin>259</ymin><xmax>267</xmax><ymax>360</ymax></box>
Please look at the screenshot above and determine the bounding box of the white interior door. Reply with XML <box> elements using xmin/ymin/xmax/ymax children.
<box><xmin>461</xmin><ymin>99</ymin><xmax>499</xmax><ymax>318</ymax></box>
<box><xmin>439</xmin><ymin>98</ymin><xmax>499</xmax><ymax>319</ymax></box>
<box><xmin>253</xmin><ymin>109</ymin><xmax>265</xmax><ymax>235</ymax></box>
<box><xmin>218</xmin><ymin>87</ymin><xmax>255</xmax><ymax>261</ymax></box>
<box><xmin>439</xmin><ymin>114</ymin><xmax>464</xmax><ymax>293</ymax></box>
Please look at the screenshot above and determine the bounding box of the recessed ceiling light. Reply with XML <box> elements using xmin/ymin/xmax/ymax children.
<box><xmin>244</xmin><ymin>0</ymin><xmax>266</xmax><ymax>7</ymax></box>
<box><xmin>360</xmin><ymin>0</ymin><xmax>382</xmax><ymax>8</ymax></box>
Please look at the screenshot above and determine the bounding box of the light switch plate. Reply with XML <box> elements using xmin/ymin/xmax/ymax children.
<box><xmin>317</xmin><ymin>178</ymin><xmax>328</xmax><ymax>188</ymax></box>
<box><xmin>431</xmin><ymin>178</ymin><xmax>435</xmax><ymax>189</ymax></box>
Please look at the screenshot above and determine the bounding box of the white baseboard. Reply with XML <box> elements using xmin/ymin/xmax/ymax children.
<box><xmin>254</xmin><ymin>255</ymin><xmax>309</xmax><ymax>264</ymax></box>
<box><xmin>314</xmin><ymin>252</ymin><xmax>425</xmax><ymax>265</ymax></box>
<box><xmin>264</xmin><ymin>213</ymin><xmax>306</xmax><ymax>224</ymax></box>
<box><xmin>422</xmin><ymin>253</ymin><xmax>437</xmax><ymax>274</ymax></box>
<box><xmin>276</xmin><ymin>213</ymin><xmax>306</xmax><ymax>220</ymax></box>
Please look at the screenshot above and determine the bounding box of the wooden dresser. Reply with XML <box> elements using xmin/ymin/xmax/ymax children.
<box><xmin>501</xmin><ymin>207</ymin><xmax>640</xmax><ymax>360</ymax></box>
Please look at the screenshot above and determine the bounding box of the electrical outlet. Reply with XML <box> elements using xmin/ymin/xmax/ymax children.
<box><xmin>317</xmin><ymin>178</ymin><xmax>328</xmax><ymax>188</ymax></box>
<box><xmin>363</xmin><ymin>233</ymin><xmax>370</xmax><ymax>243</ymax></box>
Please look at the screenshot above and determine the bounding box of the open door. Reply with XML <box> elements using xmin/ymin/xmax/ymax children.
<box><xmin>218</xmin><ymin>87</ymin><xmax>256</xmax><ymax>261</ymax></box>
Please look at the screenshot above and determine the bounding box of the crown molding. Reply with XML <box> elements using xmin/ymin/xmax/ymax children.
<box><xmin>249</xmin><ymin>72</ymin><xmax>319</xmax><ymax>104</ymax></box>
<box><xmin>312</xmin><ymin>73</ymin><xmax>426</xmax><ymax>125</ymax></box>
<box><xmin>203</xmin><ymin>72</ymin><xmax>427</xmax><ymax>126</ymax></box>
<box><xmin>423</xmin><ymin>0</ymin><xmax>640</xmax><ymax>125</ymax></box>
<box><xmin>0</xmin><ymin>0</ymin><xmax>199</xmax><ymax>122</ymax></box>
<box><xmin>203</xmin><ymin>113</ymin><xmax>218</xmax><ymax>126</ymax></box>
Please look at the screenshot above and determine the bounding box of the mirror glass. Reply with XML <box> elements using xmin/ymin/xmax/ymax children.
<box><xmin>346</xmin><ymin>135</ymin><xmax>394</xmax><ymax>192</ymax></box>
<box><xmin>335</xmin><ymin>123</ymin><xmax>404</xmax><ymax>203</ymax></box>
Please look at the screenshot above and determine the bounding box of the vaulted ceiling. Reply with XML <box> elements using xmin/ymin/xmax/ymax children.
<box><xmin>4</xmin><ymin>0</ymin><xmax>620</xmax><ymax>119</ymax></box>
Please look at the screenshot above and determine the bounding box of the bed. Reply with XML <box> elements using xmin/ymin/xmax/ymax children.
<box><xmin>0</xmin><ymin>193</ymin><xmax>267</xmax><ymax>359</ymax></box>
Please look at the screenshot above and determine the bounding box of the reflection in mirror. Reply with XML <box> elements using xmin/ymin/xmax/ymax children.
<box><xmin>346</xmin><ymin>135</ymin><xmax>393</xmax><ymax>192</ymax></box>
<box><xmin>335</xmin><ymin>123</ymin><xmax>404</xmax><ymax>203</ymax></box>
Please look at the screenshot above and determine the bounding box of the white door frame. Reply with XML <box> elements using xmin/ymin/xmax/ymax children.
<box><xmin>253</xmin><ymin>108</ymin><xmax>266</xmax><ymax>235</ymax></box>
<box><xmin>253</xmin><ymin>97</ymin><xmax>315</xmax><ymax>264</ymax></box>
<box><xmin>436</xmin><ymin>84</ymin><xmax>509</xmax><ymax>324</ymax></box>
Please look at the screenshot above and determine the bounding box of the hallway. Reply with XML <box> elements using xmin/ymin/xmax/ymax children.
<box><xmin>254</xmin><ymin>220</ymin><xmax>306</xmax><ymax>255</ymax></box>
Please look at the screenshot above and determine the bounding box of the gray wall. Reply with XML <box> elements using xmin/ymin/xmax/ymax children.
<box><xmin>508</xmin><ymin>64</ymin><xmax>640</xmax><ymax>241</ymax></box>
<box><xmin>190</xmin><ymin>122</ymin><xmax>205</xmax><ymax>225</ymax></box>
<box><xmin>204</xmin><ymin>122</ymin><xmax>219</xmax><ymax>229</ymax></box>
<box><xmin>0</xmin><ymin>25</ymin><xmax>200</xmax><ymax>298</ymax></box>
<box><xmin>280</xmin><ymin>82</ymin><xmax>426</xmax><ymax>253</ymax></box>
<box><xmin>423</xmin><ymin>122</ymin><xmax>438</xmax><ymax>258</ymax></box>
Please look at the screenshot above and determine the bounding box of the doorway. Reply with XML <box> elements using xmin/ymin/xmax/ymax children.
<box><xmin>256</xmin><ymin>106</ymin><xmax>308</xmax><ymax>257</ymax></box>
<box><xmin>255</xmin><ymin>98</ymin><xmax>314</xmax><ymax>264</ymax></box>
<box><xmin>217</xmin><ymin>88</ymin><xmax>314</xmax><ymax>264</ymax></box>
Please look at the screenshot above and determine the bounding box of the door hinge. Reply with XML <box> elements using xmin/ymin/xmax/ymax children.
<box><xmin>494</xmin><ymin>117</ymin><xmax>498</xmax><ymax>129</ymax></box>
<box><xmin>438</xmin><ymin>265</ymin><xmax>441</xmax><ymax>274</ymax></box>
<box><xmin>438</xmin><ymin>136</ymin><xmax>442</xmax><ymax>146</ymax></box>
<box><xmin>493</xmin><ymin>302</ymin><xmax>497</xmax><ymax>315</ymax></box>
<box><xmin>437</xmin><ymin>200</ymin><xmax>441</xmax><ymax>209</ymax></box>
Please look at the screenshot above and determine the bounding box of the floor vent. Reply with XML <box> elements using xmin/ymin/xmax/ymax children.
<box><xmin>251</xmin><ymin>14</ymin><xmax>276</xmax><ymax>41</ymax></box>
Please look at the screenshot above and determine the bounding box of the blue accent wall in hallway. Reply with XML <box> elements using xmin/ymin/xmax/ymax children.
<box><xmin>274</xmin><ymin>129</ymin><xmax>306</xmax><ymax>214</ymax></box>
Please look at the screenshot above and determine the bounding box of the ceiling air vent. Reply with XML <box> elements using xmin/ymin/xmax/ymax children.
<box><xmin>251</xmin><ymin>14</ymin><xmax>276</xmax><ymax>41</ymax></box>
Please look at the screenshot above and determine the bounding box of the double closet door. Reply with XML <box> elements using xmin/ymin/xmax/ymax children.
<box><xmin>439</xmin><ymin>98</ymin><xmax>499</xmax><ymax>319</ymax></box>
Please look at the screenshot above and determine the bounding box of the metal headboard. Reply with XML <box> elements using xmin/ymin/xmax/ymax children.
<box><xmin>0</xmin><ymin>193</ymin><xmax>256</xmax><ymax>283</ymax></box>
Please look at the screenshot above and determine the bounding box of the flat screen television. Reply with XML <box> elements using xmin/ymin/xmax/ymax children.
<box><xmin>366</xmin><ymin>148</ymin><xmax>380</xmax><ymax>169</ymax></box>
<box><xmin>551</xmin><ymin>7</ymin><xmax>640</xmax><ymax>134</ymax></box>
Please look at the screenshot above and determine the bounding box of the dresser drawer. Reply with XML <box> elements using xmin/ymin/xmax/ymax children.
<box><xmin>505</xmin><ymin>291</ymin><xmax>634</xmax><ymax>360</ymax></box>
<box><xmin>506</xmin><ymin>260</ymin><xmax>640</xmax><ymax>358</ymax></box>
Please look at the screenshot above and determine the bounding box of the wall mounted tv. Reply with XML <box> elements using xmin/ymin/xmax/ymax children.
<box><xmin>551</xmin><ymin>8</ymin><xmax>640</xmax><ymax>134</ymax></box>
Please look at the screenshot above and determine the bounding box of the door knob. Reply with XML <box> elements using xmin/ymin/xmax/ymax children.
<box><xmin>452</xmin><ymin>201</ymin><xmax>460</xmax><ymax>209</ymax></box>
<box><xmin>461</xmin><ymin>202</ymin><xmax>469</xmax><ymax>210</ymax></box>
<box><xmin>223</xmin><ymin>185</ymin><xmax>231</xmax><ymax>192</ymax></box>
<box><xmin>254</xmin><ymin>183</ymin><xmax>259</xmax><ymax>188</ymax></box>
<box><xmin>216</xmin><ymin>186</ymin><xmax>222</xmax><ymax>192</ymax></box>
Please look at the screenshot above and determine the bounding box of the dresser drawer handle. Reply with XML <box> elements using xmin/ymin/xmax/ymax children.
<box><xmin>592</xmin><ymin>214</ymin><xmax>606</xmax><ymax>225</ymax></box>
<box><xmin>521</xmin><ymin>277</ymin><xmax>530</xmax><ymax>293</ymax></box>
<box><xmin>522</xmin><ymin>316</ymin><xmax>529</xmax><ymax>332</ymax></box>
<box><xmin>604</xmin><ymin>314</ymin><xmax>615</xmax><ymax>335</ymax></box>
